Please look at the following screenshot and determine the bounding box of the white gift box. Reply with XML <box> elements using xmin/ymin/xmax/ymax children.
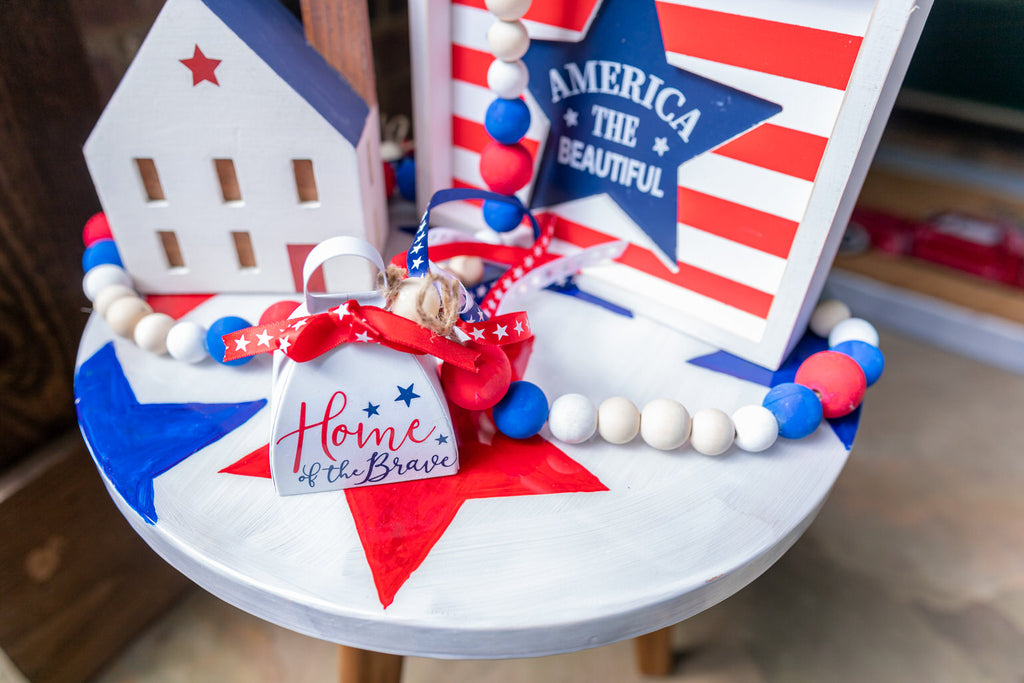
<box><xmin>268</xmin><ymin>237</ymin><xmax>458</xmax><ymax>496</ymax></box>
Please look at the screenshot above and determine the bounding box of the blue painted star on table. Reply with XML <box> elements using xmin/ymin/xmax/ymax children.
<box><xmin>395</xmin><ymin>383</ymin><xmax>420</xmax><ymax>407</ymax></box>
<box><xmin>523</xmin><ymin>0</ymin><xmax>781</xmax><ymax>267</ymax></box>
<box><xmin>75</xmin><ymin>343</ymin><xmax>266</xmax><ymax>524</ymax></box>
<box><xmin>687</xmin><ymin>333</ymin><xmax>861</xmax><ymax>449</ymax></box>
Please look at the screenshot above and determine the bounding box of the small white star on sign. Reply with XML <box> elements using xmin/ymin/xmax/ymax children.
<box><xmin>234</xmin><ymin>335</ymin><xmax>250</xmax><ymax>352</ymax></box>
<box><xmin>256</xmin><ymin>330</ymin><xmax>274</xmax><ymax>347</ymax></box>
<box><xmin>652</xmin><ymin>137</ymin><xmax>670</xmax><ymax>157</ymax></box>
<box><xmin>563</xmin><ymin>107</ymin><xmax>579</xmax><ymax>128</ymax></box>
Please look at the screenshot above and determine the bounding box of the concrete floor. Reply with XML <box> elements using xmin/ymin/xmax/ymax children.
<box><xmin>90</xmin><ymin>329</ymin><xmax>1024</xmax><ymax>682</ymax></box>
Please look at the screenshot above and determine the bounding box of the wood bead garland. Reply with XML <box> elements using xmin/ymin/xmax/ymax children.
<box><xmin>487</xmin><ymin>19</ymin><xmax>530</xmax><ymax>61</ymax></box>
<box><xmin>93</xmin><ymin>284</ymin><xmax>137</xmax><ymax>317</ymax></box>
<box><xmin>809</xmin><ymin>299</ymin><xmax>851</xmax><ymax>338</ymax></box>
<box><xmin>84</xmin><ymin>264</ymin><xmax>133</xmax><ymax>300</ymax></box>
<box><xmin>640</xmin><ymin>399</ymin><xmax>690</xmax><ymax>451</ymax></box>
<box><xmin>731</xmin><ymin>405</ymin><xmax>779</xmax><ymax>453</ymax></box>
<box><xmin>134</xmin><ymin>312</ymin><xmax>176</xmax><ymax>354</ymax></box>
<box><xmin>690</xmin><ymin>408</ymin><xmax>734</xmax><ymax>456</ymax></box>
<box><xmin>597</xmin><ymin>397</ymin><xmax>640</xmax><ymax>444</ymax></box>
<box><xmin>485</xmin><ymin>0</ymin><xmax>531</xmax><ymax>20</ymax></box>
<box><xmin>548</xmin><ymin>394</ymin><xmax>597</xmax><ymax>444</ymax></box>
<box><xmin>487</xmin><ymin>59</ymin><xmax>529</xmax><ymax>98</ymax></box>
<box><xmin>105</xmin><ymin>296</ymin><xmax>153</xmax><ymax>338</ymax></box>
<box><xmin>166</xmin><ymin>321</ymin><xmax>210</xmax><ymax>364</ymax></box>
<box><xmin>828</xmin><ymin>317</ymin><xmax>879</xmax><ymax>349</ymax></box>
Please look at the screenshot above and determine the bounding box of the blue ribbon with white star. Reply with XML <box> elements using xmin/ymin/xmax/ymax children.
<box><xmin>408</xmin><ymin>188</ymin><xmax>542</xmax><ymax>323</ymax></box>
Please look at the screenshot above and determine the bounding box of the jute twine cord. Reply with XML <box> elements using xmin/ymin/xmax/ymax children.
<box><xmin>380</xmin><ymin>264</ymin><xmax>463</xmax><ymax>338</ymax></box>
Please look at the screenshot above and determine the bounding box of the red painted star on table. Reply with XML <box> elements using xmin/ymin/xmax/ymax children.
<box><xmin>222</xmin><ymin>432</ymin><xmax>607</xmax><ymax>607</ymax></box>
<box><xmin>180</xmin><ymin>45</ymin><xmax>221</xmax><ymax>86</ymax></box>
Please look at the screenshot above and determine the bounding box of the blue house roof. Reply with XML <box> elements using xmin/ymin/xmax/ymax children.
<box><xmin>201</xmin><ymin>0</ymin><xmax>369</xmax><ymax>145</ymax></box>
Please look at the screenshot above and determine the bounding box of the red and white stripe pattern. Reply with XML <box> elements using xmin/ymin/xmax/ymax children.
<box><xmin>445</xmin><ymin>0</ymin><xmax>871</xmax><ymax>342</ymax></box>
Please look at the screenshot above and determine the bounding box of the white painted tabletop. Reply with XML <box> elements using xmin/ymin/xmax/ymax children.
<box><xmin>75</xmin><ymin>289</ymin><xmax>852</xmax><ymax>659</ymax></box>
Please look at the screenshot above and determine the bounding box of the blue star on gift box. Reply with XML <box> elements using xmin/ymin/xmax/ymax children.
<box><xmin>524</xmin><ymin>0</ymin><xmax>781</xmax><ymax>268</ymax></box>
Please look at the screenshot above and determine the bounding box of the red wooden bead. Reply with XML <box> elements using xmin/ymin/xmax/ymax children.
<box><xmin>82</xmin><ymin>212</ymin><xmax>112</xmax><ymax>247</ymax></box>
<box><xmin>259</xmin><ymin>300</ymin><xmax>301</xmax><ymax>325</ymax></box>
<box><xmin>479</xmin><ymin>141</ymin><xmax>533</xmax><ymax>195</ymax></box>
<box><xmin>440</xmin><ymin>342</ymin><xmax>512</xmax><ymax>411</ymax></box>
<box><xmin>794</xmin><ymin>350</ymin><xmax>866</xmax><ymax>419</ymax></box>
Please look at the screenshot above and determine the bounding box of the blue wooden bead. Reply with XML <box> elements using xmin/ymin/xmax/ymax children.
<box><xmin>484</xmin><ymin>97</ymin><xmax>531</xmax><ymax>144</ymax></box>
<box><xmin>396</xmin><ymin>157</ymin><xmax>416</xmax><ymax>202</ymax></box>
<box><xmin>206</xmin><ymin>316</ymin><xmax>254</xmax><ymax>366</ymax></box>
<box><xmin>82</xmin><ymin>239</ymin><xmax>123</xmax><ymax>271</ymax></box>
<box><xmin>483</xmin><ymin>199</ymin><xmax>524</xmax><ymax>232</ymax></box>
<box><xmin>492</xmin><ymin>380</ymin><xmax>549</xmax><ymax>439</ymax></box>
<box><xmin>762</xmin><ymin>383</ymin><xmax>822</xmax><ymax>439</ymax></box>
<box><xmin>833</xmin><ymin>340</ymin><xmax>885</xmax><ymax>387</ymax></box>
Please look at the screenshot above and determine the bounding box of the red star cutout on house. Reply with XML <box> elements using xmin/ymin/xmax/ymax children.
<box><xmin>180</xmin><ymin>45</ymin><xmax>221</xmax><ymax>86</ymax></box>
<box><xmin>222</xmin><ymin>432</ymin><xmax>607</xmax><ymax>607</ymax></box>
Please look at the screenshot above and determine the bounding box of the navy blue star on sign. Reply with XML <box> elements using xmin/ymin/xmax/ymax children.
<box><xmin>363</xmin><ymin>401</ymin><xmax>380</xmax><ymax>418</ymax></box>
<box><xmin>436</xmin><ymin>434</ymin><xmax>449</xmax><ymax>445</ymax></box>
<box><xmin>523</xmin><ymin>0</ymin><xmax>781</xmax><ymax>266</ymax></box>
<box><xmin>75</xmin><ymin>343</ymin><xmax>266</xmax><ymax>524</ymax></box>
<box><xmin>395</xmin><ymin>383</ymin><xmax>420</xmax><ymax>407</ymax></box>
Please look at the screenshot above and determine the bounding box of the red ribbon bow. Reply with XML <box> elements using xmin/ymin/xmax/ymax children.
<box><xmin>221</xmin><ymin>300</ymin><xmax>532</xmax><ymax>371</ymax></box>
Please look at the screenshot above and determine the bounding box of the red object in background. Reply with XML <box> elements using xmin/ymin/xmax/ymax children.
<box><xmin>382</xmin><ymin>161</ymin><xmax>397</xmax><ymax>199</ymax></box>
<box><xmin>912</xmin><ymin>212</ymin><xmax>1024</xmax><ymax>286</ymax></box>
<box><xmin>848</xmin><ymin>207</ymin><xmax>919</xmax><ymax>255</ymax></box>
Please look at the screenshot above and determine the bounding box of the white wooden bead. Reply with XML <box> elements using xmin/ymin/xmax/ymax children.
<box><xmin>809</xmin><ymin>299</ymin><xmax>851</xmax><ymax>337</ymax></box>
<box><xmin>167</xmin><ymin>321</ymin><xmax>209</xmax><ymax>364</ymax></box>
<box><xmin>379</xmin><ymin>140</ymin><xmax>404</xmax><ymax>163</ymax></box>
<box><xmin>828</xmin><ymin>317</ymin><xmax>879</xmax><ymax>349</ymax></box>
<box><xmin>83</xmin><ymin>264</ymin><xmax>132</xmax><ymax>301</ymax></box>
<box><xmin>390</xmin><ymin>278</ymin><xmax>442</xmax><ymax>326</ymax></box>
<box><xmin>485</xmin><ymin>0</ymin><xmax>532</xmax><ymax>20</ymax></box>
<box><xmin>105</xmin><ymin>296</ymin><xmax>153</xmax><ymax>338</ymax></box>
<box><xmin>93</xmin><ymin>284</ymin><xmax>137</xmax><ymax>317</ymax></box>
<box><xmin>548</xmin><ymin>394</ymin><xmax>597</xmax><ymax>444</ymax></box>
<box><xmin>487</xmin><ymin>19</ymin><xmax>530</xmax><ymax>61</ymax></box>
<box><xmin>598</xmin><ymin>397</ymin><xmax>640</xmax><ymax>444</ymax></box>
<box><xmin>690</xmin><ymin>408</ymin><xmax>735</xmax><ymax>456</ymax></box>
<box><xmin>442</xmin><ymin>256</ymin><xmax>485</xmax><ymax>287</ymax></box>
<box><xmin>732</xmin><ymin>405</ymin><xmax>779</xmax><ymax>453</ymax></box>
<box><xmin>640</xmin><ymin>399</ymin><xmax>690</xmax><ymax>451</ymax></box>
<box><xmin>133</xmin><ymin>312</ymin><xmax>176</xmax><ymax>355</ymax></box>
<box><xmin>487</xmin><ymin>58</ymin><xmax>529</xmax><ymax>99</ymax></box>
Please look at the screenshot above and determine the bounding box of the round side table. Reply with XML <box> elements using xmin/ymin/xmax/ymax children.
<box><xmin>75</xmin><ymin>289</ymin><xmax>855</xmax><ymax>678</ymax></box>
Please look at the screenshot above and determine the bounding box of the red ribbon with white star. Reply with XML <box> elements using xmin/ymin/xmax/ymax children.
<box><xmin>221</xmin><ymin>300</ymin><xmax>531</xmax><ymax>368</ymax></box>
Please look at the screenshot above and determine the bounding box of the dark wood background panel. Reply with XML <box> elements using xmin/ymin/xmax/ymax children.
<box><xmin>0</xmin><ymin>0</ymin><xmax>101</xmax><ymax>470</ymax></box>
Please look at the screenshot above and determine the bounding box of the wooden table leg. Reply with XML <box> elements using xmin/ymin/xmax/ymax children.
<box><xmin>634</xmin><ymin>626</ymin><xmax>675</xmax><ymax>676</ymax></box>
<box><xmin>338</xmin><ymin>645</ymin><xmax>403</xmax><ymax>683</ymax></box>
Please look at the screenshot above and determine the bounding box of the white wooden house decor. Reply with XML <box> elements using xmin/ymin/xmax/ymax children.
<box><xmin>85</xmin><ymin>0</ymin><xmax>388</xmax><ymax>294</ymax></box>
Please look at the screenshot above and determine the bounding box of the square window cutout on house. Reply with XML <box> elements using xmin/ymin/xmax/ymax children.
<box><xmin>135</xmin><ymin>158</ymin><xmax>165</xmax><ymax>202</ymax></box>
<box><xmin>214</xmin><ymin>158</ymin><xmax>243</xmax><ymax>203</ymax></box>
<box><xmin>292</xmin><ymin>159</ymin><xmax>319</xmax><ymax>205</ymax></box>
<box><xmin>158</xmin><ymin>231</ymin><xmax>185</xmax><ymax>269</ymax></box>
<box><xmin>232</xmin><ymin>231</ymin><xmax>257</xmax><ymax>270</ymax></box>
